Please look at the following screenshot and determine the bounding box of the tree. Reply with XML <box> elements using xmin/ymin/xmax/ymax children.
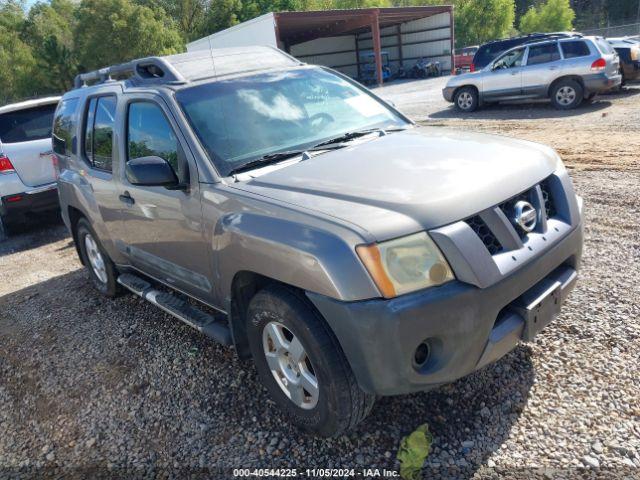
<box><xmin>454</xmin><ymin>0</ymin><xmax>516</xmax><ymax>47</ymax></box>
<box><xmin>520</xmin><ymin>0</ymin><xmax>576</xmax><ymax>33</ymax></box>
<box><xmin>22</xmin><ymin>0</ymin><xmax>78</xmax><ymax>92</ymax></box>
<box><xmin>74</xmin><ymin>0</ymin><xmax>184</xmax><ymax>72</ymax></box>
<box><xmin>0</xmin><ymin>1</ymin><xmax>39</xmax><ymax>103</ymax></box>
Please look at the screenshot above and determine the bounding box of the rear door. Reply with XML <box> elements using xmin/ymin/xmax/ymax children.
<box><xmin>0</xmin><ymin>103</ymin><xmax>57</xmax><ymax>187</ymax></box>
<box><xmin>482</xmin><ymin>47</ymin><xmax>525</xmax><ymax>100</ymax></box>
<box><xmin>521</xmin><ymin>42</ymin><xmax>563</xmax><ymax>97</ymax></box>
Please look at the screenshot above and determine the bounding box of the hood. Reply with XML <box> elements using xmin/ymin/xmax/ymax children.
<box><xmin>231</xmin><ymin>128</ymin><xmax>560</xmax><ymax>241</ymax></box>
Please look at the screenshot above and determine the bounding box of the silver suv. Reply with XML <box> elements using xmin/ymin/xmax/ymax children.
<box><xmin>0</xmin><ymin>96</ymin><xmax>61</xmax><ymax>234</ymax></box>
<box><xmin>57</xmin><ymin>47</ymin><xmax>584</xmax><ymax>436</ymax></box>
<box><xmin>444</xmin><ymin>36</ymin><xmax>621</xmax><ymax>111</ymax></box>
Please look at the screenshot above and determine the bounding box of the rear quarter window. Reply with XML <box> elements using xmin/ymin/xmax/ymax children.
<box><xmin>0</xmin><ymin>104</ymin><xmax>57</xmax><ymax>143</ymax></box>
<box><xmin>595</xmin><ymin>38</ymin><xmax>615</xmax><ymax>55</ymax></box>
<box><xmin>561</xmin><ymin>41</ymin><xmax>591</xmax><ymax>58</ymax></box>
<box><xmin>53</xmin><ymin>98</ymin><xmax>79</xmax><ymax>157</ymax></box>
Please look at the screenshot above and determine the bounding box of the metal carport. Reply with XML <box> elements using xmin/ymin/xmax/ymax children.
<box><xmin>187</xmin><ymin>6</ymin><xmax>455</xmax><ymax>85</ymax></box>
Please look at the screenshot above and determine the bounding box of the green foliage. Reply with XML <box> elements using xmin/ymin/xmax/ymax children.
<box><xmin>74</xmin><ymin>0</ymin><xmax>183</xmax><ymax>71</ymax></box>
<box><xmin>396</xmin><ymin>423</ymin><xmax>433</xmax><ymax>480</ymax></box>
<box><xmin>455</xmin><ymin>0</ymin><xmax>516</xmax><ymax>48</ymax></box>
<box><xmin>22</xmin><ymin>0</ymin><xmax>78</xmax><ymax>92</ymax></box>
<box><xmin>520</xmin><ymin>0</ymin><xmax>576</xmax><ymax>33</ymax></box>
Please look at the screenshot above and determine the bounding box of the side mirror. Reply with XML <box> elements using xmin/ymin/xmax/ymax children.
<box><xmin>126</xmin><ymin>156</ymin><xmax>178</xmax><ymax>187</ymax></box>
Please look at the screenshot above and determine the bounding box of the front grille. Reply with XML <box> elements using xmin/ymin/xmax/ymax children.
<box><xmin>463</xmin><ymin>175</ymin><xmax>560</xmax><ymax>256</ymax></box>
<box><xmin>466</xmin><ymin>215</ymin><xmax>503</xmax><ymax>255</ymax></box>
<box><xmin>540</xmin><ymin>180</ymin><xmax>557</xmax><ymax>219</ymax></box>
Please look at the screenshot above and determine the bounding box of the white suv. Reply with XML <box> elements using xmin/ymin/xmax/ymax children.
<box><xmin>443</xmin><ymin>36</ymin><xmax>621</xmax><ymax>112</ymax></box>
<box><xmin>0</xmin><ymin>96</ymin><xmax>61</xmax><ymax>234</ymax></box>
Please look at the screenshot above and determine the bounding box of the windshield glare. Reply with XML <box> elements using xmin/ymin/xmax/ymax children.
<box><xmin>176</xmin><ymin>68</ymin><xmax>408</xmax><ymax>176</ymax></box>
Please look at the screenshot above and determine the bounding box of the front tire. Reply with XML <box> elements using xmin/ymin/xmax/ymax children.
<box><xmin>76</xmin><ymin>218</ymin><xmax>120</xmax><ymax>297</ymax></box>
<box><xmin>551</xmin><ymin>80</ymin><xmax>583</xmax><ymax>110</ymax></box>
<box><xmin>246</xmin><ymin>286</ymin><xmax>375</xmax><ymax>437</ymax></box>
<box><xmin>454</xmin><ymin>86</ymin><xmax>479</xmax><ymax>112</ymax></box>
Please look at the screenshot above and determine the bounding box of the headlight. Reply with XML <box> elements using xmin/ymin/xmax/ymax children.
<box><xmin>356</xmin><ymin>232</ymin><xmax>454</xmax><ymax>298</ymax></box>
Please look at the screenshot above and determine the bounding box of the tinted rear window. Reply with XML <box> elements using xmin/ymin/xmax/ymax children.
<box><xmin>528</xmin><ymin>43</ymin><xmax>561</xmax><ymax>65</ymax></box>
<box><xmin>0</xmin><ymin>104</ymin><xmax>57</xmax><ymax>143</ymax></box>
<box><xmin>561</xmin><ymin>41</ymin><xmax>591</xmax><ymax>58</ymax></box>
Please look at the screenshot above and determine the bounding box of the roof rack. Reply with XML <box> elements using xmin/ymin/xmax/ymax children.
<box><xmin>73</xmin><ymin>46</ymin><xmax>303</xmax><ymax>90</ymax></box>
<box><xmin>74</xmin><ymin>57</ymin><xmax>185</xmax><ymax>89</ymax></box>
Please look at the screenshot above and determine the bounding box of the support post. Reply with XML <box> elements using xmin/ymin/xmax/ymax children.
<box><xmin>371</xmin><ymin>11</ymin><xmax>383</xmax><ymax>86</ymax></box>
<box><xmin>355</xmin><ymin>33</ymin><xmax>361</xmax><ymax>80</ymax></box>
<box><xmin>396</xmin><ymin>24</ymin><xmax>404</xmax><ymax>69</ymax></box>
<box><xmin>449</xmin><ymin>6</ymin><xmax>455</xmax><ymax>74</ymax></box>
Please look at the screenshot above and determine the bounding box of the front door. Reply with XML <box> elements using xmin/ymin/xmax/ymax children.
<box><xmin>482</xmin><ymin>47</ymin><xmax>526</xmax><ymax>100</ymax></box>
<box><xmin>118</xmin><ymin>97</ymin><xmax>212</xmax><ymax>298</ymax></box>
<box><xmin>521</xmin><ymin>42</ymin><xmax>563</xmax><ymax>97</ymax></box>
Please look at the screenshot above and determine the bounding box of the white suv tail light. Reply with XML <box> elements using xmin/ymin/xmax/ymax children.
<box><xmin>590</xmin><ymin>58</ymin><xmax>607</xmax><ymax>72</ymax></box>
<box><xmin>0</xmin><ymin>155</ymin><xmax>16</xmax><ymax>174</ymax></box>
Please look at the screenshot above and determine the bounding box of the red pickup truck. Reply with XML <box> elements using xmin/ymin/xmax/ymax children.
<box><xmin>454</xmin><ymin>46</ymin><xmax>478</xmax><ymax>74</ymax></box>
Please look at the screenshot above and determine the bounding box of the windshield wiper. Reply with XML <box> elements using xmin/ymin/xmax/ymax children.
<box><xmin>227</xmin><ymin>144</ymin><xmax>345</xmax><ymax>176</ymax></box>
<box><xmin>227</xmin><ymin>127</ymin><xmax>408</xmax><ymax>177</ymax></box>
<box><xmin>311</xmin><ymin>127</ymin><xmax>408</xmax><ymax>149</ymax></box>
<box><xmin>227</xmin><ymin>150</ymin><xmax>306</xmax><ymax>176</ymax></box>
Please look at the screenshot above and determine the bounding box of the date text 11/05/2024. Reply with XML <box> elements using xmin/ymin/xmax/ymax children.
<box><xmin>232</xmin><ymin>468</ymin><xmax>400</xmax><ymax>477</ymax></box>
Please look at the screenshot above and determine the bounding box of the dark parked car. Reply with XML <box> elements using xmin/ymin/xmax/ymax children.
<box><xmin>608</xmin><ymin>37</ymin><xmax>640</xmax><ymax>84</ymax></box>
<box><xmin>472</xmin><ymin>32</ymin><xmax>582</xmax><ymax>71</ymax></box>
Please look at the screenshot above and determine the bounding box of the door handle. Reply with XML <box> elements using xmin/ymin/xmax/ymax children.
<box><xmin>119</xmin><ymin>191</ymin><xmax>135</xmax><ymax>205</ymax></box>
<box><xmin>39</xmin><ymin>150</ymin><xmax>53</xmax><ymax>157</ymax></box>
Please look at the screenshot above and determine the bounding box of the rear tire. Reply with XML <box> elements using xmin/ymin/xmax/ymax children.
<box><xmin>0</xmin><ymin>215</ymin><xmax>19</xmax><ymax>239</ymax></box>
<box><xmin>454</xmin><ymin>86</ymin><xmax>479</xmax><ymax>112</ymax></box>
<box><xmin>76</xmin><ymin>218</ymin><xmax>121</xmax><ymax>297</ymax></box>
<box><xmin>246</xmin><ymin>285</ymin><xmax>375</xmax><ymax>437</ymax></box>
<box><xmin>551</xmin><ymin>80</ymin><xmax>584</xmax><ymax>110</ymax></box>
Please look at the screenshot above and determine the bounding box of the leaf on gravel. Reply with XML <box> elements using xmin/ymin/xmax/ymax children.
<box><xmin>187</xmin><ymin>347</ymin><xmax>199</xmax><ymax>357</ymax></box>
<box><xmin>397</xmin><ymin>423</ymin><xmax>433</xmax><ymax>480</ymax></box>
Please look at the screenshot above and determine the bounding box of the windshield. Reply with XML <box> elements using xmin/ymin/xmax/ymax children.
<box><xmin>176</xmin><ymin>68</ymin><xmax>408</xmax><ymax>176</ymax></box>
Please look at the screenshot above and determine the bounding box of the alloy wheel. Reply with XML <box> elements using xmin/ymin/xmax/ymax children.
<box><xmin>262</xmin><ymin>321</ymin><xmax>319</xmax><ymax>410</ymax></box>
<box><xmin>457</xmin><ymin>91</ymin><xmax>474</xmax><ymax>110</ymax></box>
<box><xmin>556</xmin><ymin>86</ymin><xmax>576</xmax><ymax>106</ymax></box>
<box><xmin>84</xmin><ymin>233</ymin><xmax>108</xmax><ymax>284</ymax></box>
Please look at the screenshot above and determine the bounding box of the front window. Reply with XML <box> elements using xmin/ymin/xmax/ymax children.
<box><xmin>493</xmin><ymin>48</ymin><xmax>525</xmax><ymax>70</ymax></box>
<box><xmin>176</xmin><ymin>68</ymin><xmax>408</xmax><ymax>177</ymax></box>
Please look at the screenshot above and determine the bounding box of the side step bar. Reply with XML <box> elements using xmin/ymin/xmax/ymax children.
<box><xmin>117</xmin><ymin>273</ymin><xmax>232</xmax><ymax>345</ymax></box>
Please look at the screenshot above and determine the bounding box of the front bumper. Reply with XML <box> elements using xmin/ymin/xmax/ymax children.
<box><xmin>583</xmin><ymin>72</ymin><xmax>622</xmax><ymax>93</ymax></box>
<box><xmin>308</xmin><ymin>222</ymin><xmax>583</xmax><ymax>396</ymax></box>
<box><xmin>0</xmin><ymin>182</ymin><xmax>59</xmax><ymax>219</ymax></box>
<box><xmin>442</xmin><ymin>86</ymin><xmax>456</xmax><ymax>102</ymax></box>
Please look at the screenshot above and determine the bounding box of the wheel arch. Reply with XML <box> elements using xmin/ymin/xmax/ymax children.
<box><xmin>548</xmin><ymin>75</ymin><xmax>585</xmax><ymax>98</ymax></box>
<box><xmin>68</xmin><ymin>205</ymin><xmax>87</xmax><ymax>265</ymax></box>
<box><xmin>454</xmin><ymin>84</ymin><xmax>480</xmax><ymax>99</ymax></box>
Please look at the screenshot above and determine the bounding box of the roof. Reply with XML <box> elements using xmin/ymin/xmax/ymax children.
<box><xmin>0</xmin><ymin>96</ymin><xmax>61</xmax><ymax>114</ymax></box>
<box><xmin>73</xmin><ymin>46</ymin><xmax>302</xmax><ymax>90</ymax></box>
<box><xmin>480</xmin><ymin>32</ymin><xmax>582</xmax><ymax>47</ymax></box>
<box><xmin>274</xmin><ymin>6</ymin><xmax>452</xmax><ymax>46</ymax></box>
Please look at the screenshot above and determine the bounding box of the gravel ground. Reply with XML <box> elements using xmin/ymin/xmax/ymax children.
<box><xmin>1</xmin><ymin>82</ymin><xmax>639</xmax><ymax>478</ymax></box>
